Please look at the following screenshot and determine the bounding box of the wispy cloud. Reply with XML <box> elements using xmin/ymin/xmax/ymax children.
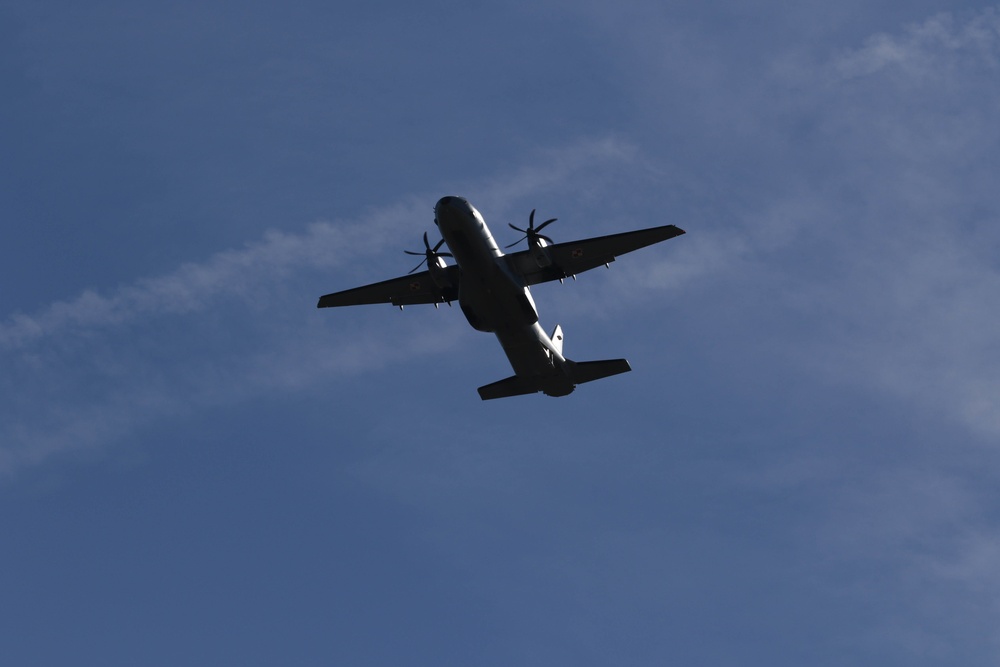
<box><xmin>833</xmin><ymin>8</ymin><xmax>1000</xmax><ymax>79</ymax></box>
<box><xmin>748</xmin><ymin>11</ymin><xmax>1000</xmax><ymax>659</ymax></box>
<box><xmin>809</xmin><ymin>463</ymin><xmax>1000</xmax><ymax>662</ymax></box>
<box><xmin>794</xmin><ymin>9</ymin><xmax>1000</xmax><ymax>440</ymax></box>
<box><xmin>617</xmin><ymin>5</ymin><xmax>1000</xmax><ymax>443</ymax></box>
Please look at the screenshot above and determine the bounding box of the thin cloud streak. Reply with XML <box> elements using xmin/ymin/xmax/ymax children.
<box><xmin>0</xmin><ymin>217</ymin><xmax>395</xmax><ymax>351</ymax></box>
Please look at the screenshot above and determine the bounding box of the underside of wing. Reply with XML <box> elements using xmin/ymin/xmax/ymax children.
<box><xmin>505</xmin><ymin>224</ymin><xmax>685</xmax><ymax>286</ymax></box>
<box><xmin>317</xmin><ymin>266</ymin><xmax>460</xmax><ymax>308</ymax></box>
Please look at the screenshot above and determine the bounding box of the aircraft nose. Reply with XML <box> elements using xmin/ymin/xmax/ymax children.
<box><xmin>436</xmin><ymin>196</ymin><xmax>465</xmax><ymax>212</ymax></box>
<box><xmin>434</xmin><ymin>196</ymin><xmax>466</xmax><ymax>225</ymax></box>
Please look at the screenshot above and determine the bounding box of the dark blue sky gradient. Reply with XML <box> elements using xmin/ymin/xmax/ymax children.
<box><xmin>3</xmin><ymin>2</ymin><xmax>1000</xmax><ymax>665</ymax></box>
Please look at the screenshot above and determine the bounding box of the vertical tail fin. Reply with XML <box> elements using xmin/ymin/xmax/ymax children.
<box><xmin>550</xmin><ymin>324</ymin><xmax>564</xmax><ymax>356</ymax></box>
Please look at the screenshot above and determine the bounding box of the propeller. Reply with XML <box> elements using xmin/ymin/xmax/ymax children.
<box><xmin>506</xmin><ymin>209</ymin><xmax>557</xmax><ymax>249</ymax></box>
<box><xmin>404</xmin><ymin>232</ymin><xmax>452</xmax><ymax>274</ymax></box>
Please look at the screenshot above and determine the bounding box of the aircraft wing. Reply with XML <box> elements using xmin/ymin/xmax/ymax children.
<box><xmin>317</xmin><ymin>266</ymin><xmax>460</xmax><ymax>308</ymax></box>
<box><xmin>504</xmin><ymin>224</ymin><xmax>685</xmax><ymax>286</ymax></box>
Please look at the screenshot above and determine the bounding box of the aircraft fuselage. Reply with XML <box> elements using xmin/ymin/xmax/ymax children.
<box><xmin>434</xmin><ymin>196</ymin><xmax>573</xmax><ymax>394</ymax></box>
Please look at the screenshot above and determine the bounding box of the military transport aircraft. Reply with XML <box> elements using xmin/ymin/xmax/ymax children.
<box><xmin>318</xmin><ymin>196</ymin><xmax>685</xmax><ymax>400</ymax></box>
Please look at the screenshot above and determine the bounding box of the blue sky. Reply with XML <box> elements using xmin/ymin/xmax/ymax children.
<box><xmin>3</xmin><ymin>1</ymin><xmax>1000</xmax><ymax>665</ymax></box>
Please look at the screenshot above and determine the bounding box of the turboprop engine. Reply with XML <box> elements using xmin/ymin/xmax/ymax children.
<box><xmin>506</xmin><ymin>209</ymin><xmax>557</xmax><ymax>268</ymax></box>
<box><xmin>405</xmin><ymin>232</ymin><xmax>454</xmax><ymax>290</ymax></box>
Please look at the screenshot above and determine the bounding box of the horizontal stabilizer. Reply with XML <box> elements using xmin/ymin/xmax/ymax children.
<box><xmin>479</xmin><ymin>358</ymin><xmax>632</xmax><ymax>400</ymax></box>
<box><xmin>478</xmin><ymin>375</ymin><xmax>540</xmax><ymax>400</ymax></box>
<box><xmin>570</xmin><ymin>358</ymin><xmax>631</xmax><ymax>384</ymax></box>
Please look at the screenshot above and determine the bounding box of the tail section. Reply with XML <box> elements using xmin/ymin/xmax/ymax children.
<box><xmin>478</xmin><ymin>324</ymin><xmax>631</xmax><ymax>400</ymax></box>
<box><xmin>478</xmin><ymin>340</ymin><xmax>631</xmax><ymax>401</ymax></box>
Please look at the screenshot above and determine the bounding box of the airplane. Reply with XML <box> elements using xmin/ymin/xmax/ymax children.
<box><xmin>317</xmin><ymin>196</ymin><xmax>685</xmax><ymax>400</ymax></box>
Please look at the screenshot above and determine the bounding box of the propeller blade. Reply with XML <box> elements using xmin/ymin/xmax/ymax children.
<box><xmin>508</xmin><ymin>209</ymin><xmax>559</xmax><ymax>249</ymax></box>
<box><xmin>535</xmin><ymin>217</ymin><xmax>557</xmax><ymax>232</ymax></box>
<box><xmin>405</xmin><ymin>231</ymin><xmax>451</xmax><ymax>268</ymax></box>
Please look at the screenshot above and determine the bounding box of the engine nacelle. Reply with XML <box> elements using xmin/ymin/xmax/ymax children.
<box><xmin>427</xmin><ymin>255</ymin><xmax>453</xmax><ymax>289</ymax></box>
<box><xmin>529</xmin><ymin>236</ymin><xmax>553</xmax><ymax>268</ymax></box>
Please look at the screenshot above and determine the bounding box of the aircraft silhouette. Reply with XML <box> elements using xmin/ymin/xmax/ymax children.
<box><xmin>318</xmin><ymin>196</ymin><xmax>685</xmax><ymax>399</ymax></box>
